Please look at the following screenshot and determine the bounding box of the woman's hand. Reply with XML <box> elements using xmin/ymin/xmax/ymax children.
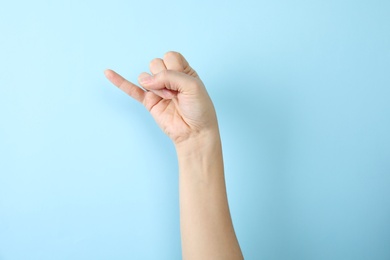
<box><xmin>104</xmin><ymin>51</ymin><xmax>218</xmax><ymax>145</ymax></box>
<box><xmin>105</xmin><ymin>51</ymin><xmax>243</xmax><ymax>259</ymax></box>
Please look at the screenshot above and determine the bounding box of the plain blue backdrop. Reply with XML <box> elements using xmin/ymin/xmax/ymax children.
<box><xmin>0</xmin><ymin>0</ymin><xmax>389</xmax><ymax>259</ymax></box>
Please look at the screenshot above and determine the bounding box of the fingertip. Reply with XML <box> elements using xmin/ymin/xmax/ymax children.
<box><xmin>104</xmin><ymin>69</ymin><xmax>126</xmax><ymax>87</ymax></box>
<box><xmin>104</xmin><ymin>69</ymin><xmax>114</xmax><ymax>79</ymax></box>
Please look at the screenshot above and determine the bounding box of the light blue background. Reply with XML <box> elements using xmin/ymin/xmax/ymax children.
<box><xmin>1</xmin><ymin>0</ymin><xmax>389</xmax><ymax>259</ymax></box>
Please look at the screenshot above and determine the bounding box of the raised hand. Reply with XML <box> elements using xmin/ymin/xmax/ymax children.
<box><xmin>105</xmin><ymin>51</ymin><xmax>243</xmax><ymax>259</ymax></box>
<box><xmin>104</xmin><ymin>52</ymin><xmax>218</xmax><ymax>144</ymax></box>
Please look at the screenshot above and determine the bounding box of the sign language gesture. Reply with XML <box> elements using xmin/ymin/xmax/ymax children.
<box><xmin>104</xmin><ymin>51</ymin><xmax>218</xmax><ymax>145</ymax></box>
<box><xmin>105</xmin><ymin>52</ymin><xmax>243</xmax><ymax>260</ymax></box>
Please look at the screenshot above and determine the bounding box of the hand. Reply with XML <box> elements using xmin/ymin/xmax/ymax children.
<box><xmin>104</xmin><ymin>52</ymin><xmax>218</xmax><ymax>145</ymax></box>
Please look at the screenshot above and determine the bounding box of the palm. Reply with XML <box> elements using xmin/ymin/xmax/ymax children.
<box><xmin>144</xmin><ymin>92</ymin><xmax>191</xmax><ymax>141</ymax></box>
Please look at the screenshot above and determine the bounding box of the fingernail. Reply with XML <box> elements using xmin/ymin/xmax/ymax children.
<box><xmin>139</xmin><ymin>74</ymin><xmax>153</xmax><ymax>84</ymax></box>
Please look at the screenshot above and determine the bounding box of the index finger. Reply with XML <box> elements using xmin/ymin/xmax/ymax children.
<box><xmin>104</xmin><ymin>69</ymin><xmax>145</xmax><ymax>103</ymax></box>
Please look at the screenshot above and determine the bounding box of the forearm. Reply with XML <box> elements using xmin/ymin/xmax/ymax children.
<box><xmin>106</xmin><ymin>51</ymin><xmax>243</xmax><ymax>259</ymax></box>
<box><xmin>175</xmin><ymin>129</ymin><xmax>243</xmax><ymax>260</ymax></box>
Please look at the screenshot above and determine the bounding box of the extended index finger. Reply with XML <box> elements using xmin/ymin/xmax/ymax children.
<box><xmin>104</xmin><ymin>69</ymin><xmax>145</xmax><ymax>103</ymax></box>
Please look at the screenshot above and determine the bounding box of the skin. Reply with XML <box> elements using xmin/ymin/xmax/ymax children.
<box><xmin>104</xmin><ymin>51</ymin><xmax>244</xmax><ymax>260</ymax></box>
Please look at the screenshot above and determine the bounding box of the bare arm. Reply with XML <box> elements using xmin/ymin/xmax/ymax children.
<box><xmin>105</xmin><ymin>51</ymin><xmax>243</xmax><ymax>259</ymax></box>
<box><xmin>176</xmin><ymin>131</ymin><xmax>243</xmax><ymax>259</ymax></box>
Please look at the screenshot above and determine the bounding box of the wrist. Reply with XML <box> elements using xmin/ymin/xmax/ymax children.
<box><xmin>175</xmin><ymin>127</ymin><xmax>225</xmax><ymax>184</ymax></box>
<box><xmin>174</xmin><ymin>127</ymin><xmax>221</xmax><ymax>157</ymax></box>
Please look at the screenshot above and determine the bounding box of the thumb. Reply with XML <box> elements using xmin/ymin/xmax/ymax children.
<box><xmin>138</xmin><ymin>70</ymin><xmax>203</xmax><ymax>95</ymax></box>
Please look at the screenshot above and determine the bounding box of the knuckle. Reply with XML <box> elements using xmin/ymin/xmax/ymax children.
<box><xmin>149</xmin><ymin>58</ymin><xmax>162</xmax><ymax>67</ymax></box>
<box><xmin>164</xmin><ymin>51</ymin><xmax>181</xmax><ymax>60</ymax></box>
<box><xmin>160</xmin><ymin>69</ymin><xmax>169</xmax><ymax>77</ymax></box>
<box><xmin>188</xmin><ymin>78</ymin><xmax>201</xmax><ymax>90</ymax></box>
